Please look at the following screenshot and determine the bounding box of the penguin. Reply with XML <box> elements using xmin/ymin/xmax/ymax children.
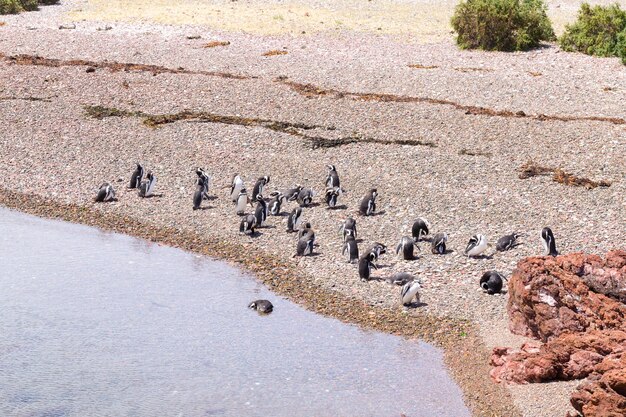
<box><xmin>248</xmin><ymin>299</ymin><xmax>273</xmax><ymax>314</ymax></box>
<box><xmin>193</xmin><ymin>168</ymin><xmax>210</xmax><ymax>210</ymax></box>
<box><xmin>401</xmin><ymin>281</ymin><xmax>421</xmax><ymax>307</ymax></box>
<box><xmin>268</xmin><ymin>192</ymin><xmax>286</xmax><ymax>216</ymax></box>
<box><xmin>325</xmin><ymin>187</ymin><xmax>342</xmax><ymax>208</ymax></box>
<box><xmin>129</xmin><ymin>163</ymin><xmax>144</xmax><ymax>189</ymax></box>
<box><xmin>254</xmin><ymin>194</ymin><xmax>268</xmax><ymax>226</ymax></box>
<box><xmin>358</xmin><ymin>252</ymin><xmax>377</xmax><ymax>282</ymax></box>
<box><xmin>230</xmin><ymin>174</ymin><xmax>244</xmax><ymax>203</ymax></box>
<box><xmin>465</xmin><ymin>234</ymin><xmax>489</xmax><ymax>257</ymax></box>
<box><xmin>369</xmin><ymin>242</ymin><xmax>387</xmax><ymax>260</ymax></box>
<box><xmin>541</xmin><ymin>227</ymin><xmax>558</xmax><ymax>257</ymax></box>
<box><xmin>342</xmin><ymin>234</ymin><xmax>359</xmax><ymax>263</ymax></box>
<box><xmin>138</xmin><ymin>171</ymin><xmax>156</xmax><ymax>198</ymax></box>
<box><xmin>359</xmin><ymin>188</ymin><xmax>377</xmax><ymax>216</ymax></box>
<box><xmin>431</xmin><ymin>232</ymin><xmax>448</xmax><ymax>255</ymax></box>
<box><xmin>496</xmin><ymin>233</ymin><xmax>522</xmax><ymax>252</ymax></box>
<box><xmin>325</xmin><ymin>164</ymin><xmax>340</xmax><ymax>188</ymax></box>
<box><xmin>411</xmin><ymin>218</ymin><xmax>430</xmax><ymax>241</ymax></box>
<box><xmin>297</xmin><ymin>187</ymin><xmax>315</xmax><ymax>207</ymax></box>
<box><xmin>252</xmin><ymin>176</ymin><xmax>270</xmax><ymax>201</ymax></box>
<box><xmin>340</xmin><ymin>217</ymin><xmax>357</xmax><ymax>241</ymax></box>
<box><xmin>295</xmin><ymin>233</ymin><xmax>315</xmax><ymax>257</ymax></box>
<box><xmin>395</xmin><ymin>236</ymin><xmax>420</xmax><ymax>260</ymax></box>
<box><xmin>235</xmin><ymin>188</ymin><xmax>249</xmax><ymax>215</ymax></box>
<box><xmin>283</xmin><ymin>185</ymin><xmax>303</xmax><ymax>202</ymax></box>
<box><xmin>239</xmin><ymin>214</ymin><xmax>257</xmax><ymax>235</ymax></box>
<box><xmin>287</xmin><ymin>207</ymin><xmax>303</xmax><ymax>232</ymax></box>
<box><xmin>480</xmin><ymin>271</ymin><xmax>506</xmax><ymax>295</ymax></box>
<box><xmin>386</xmin><ymin>272</ymin><xmax>415</xmax><ymax>286</ymax></box>
<box><xmin>94</xmin><ymin>182</ymin><xmax>116</xmax><ymax>202</ymax></box>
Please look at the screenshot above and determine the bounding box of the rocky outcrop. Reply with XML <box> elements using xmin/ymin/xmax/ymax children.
<box><xmin>491</xmin><ymin>250</ymin><xmax>626</xmax><ymax>416</ymax></box>
<box><xmin>507</xmin><ymin>251</ymin><xmax>626</xmax><ymax>342</ymax></box>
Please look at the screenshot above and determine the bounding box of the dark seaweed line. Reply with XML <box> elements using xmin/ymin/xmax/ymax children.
<box><xmin>0</xmin><ymin>53</ymin><xmax>253</xmax><ymax>80</ymax></box>
<box><xmin>83</xmin><ymin>105</ymin><xmax>437</xmax><ymax>149</ymax></box>
<box><xmin>276</xmin><ymin>79</ymin><xmax>626</xmax><ymax>126</ymax></box>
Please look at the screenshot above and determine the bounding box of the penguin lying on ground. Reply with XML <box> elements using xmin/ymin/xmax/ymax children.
<box><xmin>248</xmin><ymin>299</ymin><xmax>273</xmax><ymax>314</ymax></box>
<box><xmin>465</xmin><ymin>234</ymin><xmax>489</xmax><ymax>257</ymax></box>
<box><xmin>95</xmin><ymin>182</ymin><xmax>116</xmax><ymax>202</ymax></box>
<box><xmin>480</xmin><ymin>271</ymin><xmax>506</xmax><ymax>294</ymax></box>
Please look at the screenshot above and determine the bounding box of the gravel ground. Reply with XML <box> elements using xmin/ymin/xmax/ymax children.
<box><xmin>1</xmin><ymin>2</ymin><xmax>625</xmax><ymax>416</ymax></box>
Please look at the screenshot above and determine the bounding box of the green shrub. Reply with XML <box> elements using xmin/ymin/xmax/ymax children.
<box><xmin>559</xmin><ymin>3</ymin><xmax>626</xmax><ymax>63</ymax></box>
<box><xmin>451</xmin><ymin>0</ymin><xmax>555</xmax><ymax>51</ymax></box>
<box><xmin>1</xmin><ymin>0</ymin><xmax>58</xmax><ymax>14</ymax></box>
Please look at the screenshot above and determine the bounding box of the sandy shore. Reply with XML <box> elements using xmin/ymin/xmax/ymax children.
<box><xmin>1</xmin><ymin>1</ymin><xmax>625</xmax><ymax>416</ymax></box>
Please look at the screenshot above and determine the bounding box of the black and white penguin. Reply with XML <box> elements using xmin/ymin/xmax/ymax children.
<box><xmin>193</xmin><ymin>168</ymin><xmax>211</xmax><ymax>210</ymax></box>
<box><xmin>396</xmin><ymin>236</ymin><xmax>420</xmax><ymax>260</ymax></box>
<box><xmin>431</xmin><ymin>232</ymin><xmax>448</xmax><ymax>255</ymax></box>
<box><xmin>268</xmin><ymin>192</ymin><xmax>286</xmax><ymax>216</ymax></box>
<box><xmin>129</xmin><ymin>163</ymin><xmax>144</xmax><ymax>189</ymax></box>
<box><xmin>295</xmin><ymin>232</ymin><xmax>315</xmax><ymax>257</ymax></box>
<box><xmin>480</xmin><ymin>271</ymin><xmax>506</xmax><ymax>295</ymax></box>
<box><xmin>94</xmin><ymin>182</ymin><xmax>116</xmax><ymax>202</ymax></box>
<box><xmin>283</xmin><ymin>185</ymin><xmax>303</xmax><ymax>202</ymax></box>
<box><xmin>541</xmin><ymin>227</ymin><xmax>558</xmax><ymax>257</ymax></box>
<box><xmin>297</xmin><ymin>187</ymin><xmax>315</xmax><ymax>207</ymax></box>
<box><xmin>230</xmin><ymin>174</ymin><xmax>244</xmax><ymax>203</ymax></box>
<box><xmin>248</xmin><ymin>299</ymin><xmax>273</xmax><ymax>314</ymax></box>
<box><xmin>340</xmin><ymin>217</ymin><xmax>357</xmax><ymax>241</ymax></box>
<box><xmin>358</xmin><ymin>252</ymin><xmax>377</xmax><ymax>282</ymax></box>
<box><xmin>138</xmin><ymin>171</ymin><xmax>157</xmax><ymax>198</ymax></box>
<box><xmin>239</xmin><ymin>214</ymin><xmax>257</xmax><ymax>235</ymax></box>
<box><xmin>254</xmin><ymin>194</ymin><xmax>268</xmax><ymax>227</ymax></box>
<box><xmin>325</xmin><ymin>187</ymin><xmax>342</xmax><ymax>208</ymax></box>
<box><xmin>411</xmin><ymin>218</ymin><xmax>430</xmax><ymax>241</ymax></box>
<box><xmin>342</xmin><ymin>234</ymin><xmax>359</xmax><ymax>263</ymax></box>
<box><xmin>359</xmin><ymin>188</ymin><xmax>377</xmax><ymax>216</ymax></box>
<box><xmin>465</xmin><ymin>234</ymin><xmax>489</xmax><ymax>257</ymax></box>
<box><xmin>401</xmin><ymin>281</ymin><xmax>421</xmax><ymax>307</ymax></box>
<box><xmin>235</xmin><ymin>188</ymin><xmax>249</xmax><ymax>215</ymax></box>
<box><xmin>496</xmin><ymin>233</ymin><xmax>522</xmax><ymax>252</ymax></box>
<box><xmin>369</xmin><ymin>242</ymin><xmax>387</xmax><ymax>260</ymax></box>
<box><xmin>386</xmin><ymin>272</ymin><xmax>415</xmax><ymax>286</ymax></box>
<box><xmin>297</xmin><ymin>222</ymin><xmax>313</xmax><ymax>240</ymax></box>
<box><xmin>325</xmin><ymin>164</ymin><xmax>340</xmax><ymax>188</ymax></box>
<box><xmin>252</xmin><ymin>176</ymin><xmax>270</xmax><ymax>201</ymax></box>
<box><xmin>287</xmin><ymin>207</ymin><xmax>303</xmax><ymax>232</ymax></box>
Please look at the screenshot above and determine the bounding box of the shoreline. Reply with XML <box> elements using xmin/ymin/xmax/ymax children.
<box><xmin>0</xmin><ymin>187</ymin><xmax>521</xmax><ymax>416</ymax></box>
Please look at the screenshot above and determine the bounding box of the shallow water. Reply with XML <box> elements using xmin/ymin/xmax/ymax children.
<box><xmin>0</xmin><ymin>208</ymin><xmax>470</xmax><ymax>417</ymax></box>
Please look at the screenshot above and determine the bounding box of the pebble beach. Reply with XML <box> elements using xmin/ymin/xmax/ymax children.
<box><xmin>0</xmin><ymin>1</ymin><xmax>625</xmax><ymax>415</ymax></box>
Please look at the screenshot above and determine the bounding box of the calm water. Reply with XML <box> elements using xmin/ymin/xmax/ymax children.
<box><xmin>0</xmin><ymin>208</ymin><xmax>469</xmax><ymax>417</ymax></box>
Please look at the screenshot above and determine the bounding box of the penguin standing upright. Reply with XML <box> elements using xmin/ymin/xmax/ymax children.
<box><xmin>138</xmin><ymin>171</ymin><xmax>157</xmax><ymax>198</ymax></box>
<box><xmin>358</xmin><ymin>252</ymin><xmax>377</xmax><ymax>282</ymax></box>
<box><xmin>431</xmin><ymin>232</ymin><xmax>448</xmax><ymax>255</ymax></box>
<box><xmin>268</xmin><ymin>192</ymin><xmax>286</xmax><ymax>215</ymax></box>
<box><xmin>465</xmin><ymin>234</ymin><xmax>489</xmax><ymax>257</ymax></box>
<box><xmin>325</xmin><ymin>187</ymin><xmax>342</xmax><ymax>208</ymax></box>
<box><xmin>295</xmin><ymin>228</ymin><xmax>315</xmax><ymax>257</ymax></box>
<box><xmin>129</xmin><ymin>163</ymin><xmax>144</xmax><ymax>189</ymax></box>
<box><xmin>230</xmin><ymin>174</ymin><xmax>244</xmax><ymax>203</ymax></box>
<box><xmin>480</xmin><ymin>271</ymin><xmax>506</xmax><ymax>294</ymax></box>
<box><xmin>95</xmin><ymin>182</ymin><xmax>116</xmax><ymax>202</ymax></box>
<box><xmin>412</xmin><ymin>218</ymin><xmax>430</xmax><ymax>242</ymax></box>
<box><xmin>359</xmin><ymin>188</ymin><xmax>377</xmax><ymax>216</ymax></box>
<box><xmin>239</xmin><ymin>214</ymin><xmax>257</xmax><ymax>235</ymax></box>
<box><xmin>235</xmin><ymin>188</ymin><xmax>249</xmax><ymax>215</ymax></box>
<box><xmin>342</xmin><ymin>234</ymin><xmax>359</xmax><ymax>263</ymax></box>
<box><xmin>401</xmin><ymin>281</ymin><xmax>421</xmax><ymax>307</ymax></box>
<box><xmin>287</xmin><ymin>207</ymin><xmax>303</xmax><ymax>232</ymax></box>
<box><xmin>297</xmin><ymin>188</ymin><xmax>315</xmax><ymax>207</ymax></box>
<box><xmin>297</xmin><ymin>222</ymin><xmax>313</xmax><ymax>240</ymax></box>
<box><xmin>496</xmin><ymin>233</ymin><xmax>522</xmax><ymax>252</ymax></box>
<box><xmin>254</xmin><ymin>195</ymin><xmax>268</xmax><ymax>227</ymax></box>
<box><xmin>541</xmin><ymin>227</ymin><xmax>558</xmax><ymax>256</ymax></box>
<box><xmin>396</xmin><ymin>236</ymin><xmax>420</xmax><ymax>260</ymax></box>
<box><xmin>252</xmin><ymin>176</ymin><xmax>270</xmax><ymax>201</ymax></box>
<box><xmin>340</xmin><ymin>217</ymin><xmax>357</xmax><ymax>241</ymax></box>
<box><xmin>193</xmin><ymin>168</ymin><xmax>210</xmax><ymax>210</ymax></box>
<box><xmin>325</xmin><ymin>165</ymin><xmax>340</xmax><ymax>188</ymax></box>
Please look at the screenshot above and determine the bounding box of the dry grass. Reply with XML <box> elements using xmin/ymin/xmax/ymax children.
<box><xmin>519</xmin><ymin>161</ymin><xmax>612</xmax><ymax>189</ymax></box>
<box><xmin>528</xmin><ymin>71</ymin><xmax>542</xmax><ymax>77</ymax></box>
<box><xmin>409</xmin><ymin>63</ymin><xmax>439</xmax><ymax>69</ymax></box>
<box><xmin>262</xmin><ymin>49</ymin><xmax>288</xmax><ymax>56</ymax></box>
<box><xmin>0</xmin><ymin>22</ymin><xmax>6</xmax><ymax>27</ymax></box>
<box><xmin>203</xmin><ymin>40</ymin><xmax>230</xmax><ymax>48</ymax></box>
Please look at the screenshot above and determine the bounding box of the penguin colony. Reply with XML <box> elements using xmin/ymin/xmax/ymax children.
<box><xmin>95</xmin><ymin>163</ymin><xmax>561</xmax><ymax>308</ymax></box>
